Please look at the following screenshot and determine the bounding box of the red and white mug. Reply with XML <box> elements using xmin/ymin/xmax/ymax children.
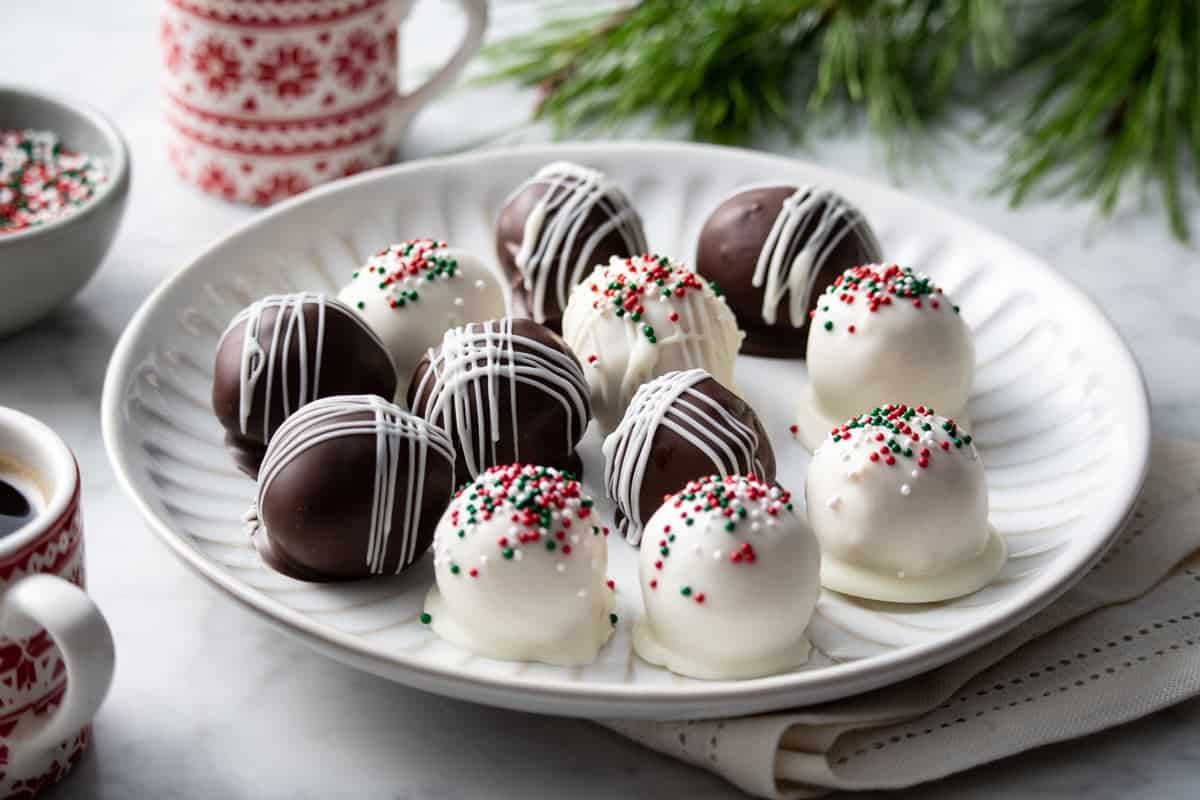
<box><xmin>0</xmin><ymin>408</ymin><xmax>115</xmax><ymax>798</ymax></box>
<box><xmin>160</xmin><ymin>0</ymin><xmax>488</xmax><ymax>204</ymax></box>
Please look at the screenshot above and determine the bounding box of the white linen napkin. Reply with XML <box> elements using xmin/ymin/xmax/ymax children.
<box><xmin>603</xmin><ymin>438</ymin><xmax>1200</xmax><ymax>798</ymax></box>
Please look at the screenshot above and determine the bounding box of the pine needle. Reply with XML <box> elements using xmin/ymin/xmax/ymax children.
<box><xmin>481</xmin><ymin>0</ymin><xmax>1199</xmax><ymax>240</ymax></box>
<box><xmin>992</xmin><ymin>0</ymin><xmax>1200</xmax><ymax>240</ymax></box>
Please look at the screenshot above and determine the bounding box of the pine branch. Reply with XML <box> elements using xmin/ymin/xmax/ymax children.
<box><xmin>481</xmin><ymin>0</ymin><xmax>1012</xmax><ymax>148</ymax></box>
<box><xmin>991</xmin><ymin>0</ymin><xmax>1200</xmax><ymax>240</ymax></box>
<box><xmin>481</xmin><ymin>0</ymin><xmax>1199</xmax><ymax>240</ymax></box>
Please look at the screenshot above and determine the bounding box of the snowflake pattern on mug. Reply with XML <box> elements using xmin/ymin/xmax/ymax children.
<box><xmin>160</xmin><ymin>0</ymin><xmax>405</xmax><ymax>205</ymax></box>
<box><xmin>191</xmin><ymin>36</ymin><xmax>242</xmax><ymax>95</ymax></box>
<box><xmin>0</xmin><ymin>483</ymin><xmax>91</xmax><ymax>795</ymax></box>
<box><xmin>255</xmin><ymin>44</ymin><xmax>322</xmax><ymax>100</ymax></box>
<box><xmin>333</xmin><ymin>29</ymin><xmax>381</xmax><ymax>90</ymax></box>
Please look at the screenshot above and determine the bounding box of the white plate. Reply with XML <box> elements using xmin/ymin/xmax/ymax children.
<box><xmin>101</xmin><ymin>142</ymin><xmax>1150</xmax><ymax>720</ymax></box>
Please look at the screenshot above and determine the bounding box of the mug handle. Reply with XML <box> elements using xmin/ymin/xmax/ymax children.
<box><xmin>0</xmin><ymin>574</ymin><xmax>115</xmax><ymax>769</ymax></box>
<box><xmin>391</xmin><ymin>0</ymin><xmax>489</xmax><ymax>135</ymax></box>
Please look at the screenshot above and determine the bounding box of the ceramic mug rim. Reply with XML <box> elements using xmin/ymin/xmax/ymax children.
<box><xmin>0</xmin><ymin>407</ymin><xmax>78</xmax><ymax>557</ymax></box>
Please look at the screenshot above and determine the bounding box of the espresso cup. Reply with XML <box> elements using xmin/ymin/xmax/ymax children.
<box><xmin>160</xmin><ymin>0</ymin><xmax>488</xmax><ymax>204</ymax></box>
<box><xmin>0</xmin><ymin>408</ymin><xmax>114</xmax><ymax>797</ymax></box>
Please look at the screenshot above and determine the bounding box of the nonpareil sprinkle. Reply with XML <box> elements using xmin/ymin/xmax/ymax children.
<box><xmin>0</xmin><ymin>129</ymin><xmax>107</xmax><ymax>234</ymax></box>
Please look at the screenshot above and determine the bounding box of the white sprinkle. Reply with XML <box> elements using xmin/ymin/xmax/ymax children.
<box><xmin>570</xmin><ymin>534</ymin><xmax>580</xmax><ymax>545</ymax></box>
<box><xmin>577</xmin><ymin>589</ymin><xmax>587</xmax><ymax>598</ymax></box>
<box><xmin>453</xmin><ymin>297</ymin><xmax>464</xmax><ymax>307</ymax></box>
<box><xmin>766</xmin><ymin>519</ymin><xmax>775</xmax><ymax>527</ymax></box>
<box><xmin>480</xmin><ymin>555</ymin><xmax>488</xmax><ymax>564</ymax></box>
<box><xmin>911</xmin><ymin>470</ymin><xmax>920</xmax><ymax>479</ymax></box>
<box><xmin>826</xmin><ymin>495</ymin><xmax>841</xmax><ymax>510</ymax></box>
<box><xmin>900</xmin><ymin>484</ymin><xmax>912</xmax><ymax>496</ymax></box>
<box><xmin>846</xmin><ymin>469</ymin><xmax>861</xmax><ymax>481</ymax></box>
<box><xmin>751</xmin><ymin>522</ymin><xmax>761</xmax><ymax>532</ymax></box>
<box><xmin>508</xmin><ymin>526</ymin><xmax>519</xmax><ymax>536</ymax></box>
<box><xmin>513</xmin><ymin>550</ymin><xmax>523</xmax><ymax>561</ymax></box>
<box><xmin>474</xmin><ymin>279</ymin><xmax>486</xmax><ymax>289</ymax></box>
<box><xmin>713</xmin><ymin>550</ymin><xmax>722</xmax><ymax>561</ymax></box>
<box><xmin>555</xmin><ymin>563</ymin><xmax>565</xmax><ymax>573</ymax></box>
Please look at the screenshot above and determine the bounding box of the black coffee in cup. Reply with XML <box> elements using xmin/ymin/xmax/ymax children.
<box><xmin>0</xmin><ymin>461</ymin><xmax>42</xmax><ymax>538</ymax></box>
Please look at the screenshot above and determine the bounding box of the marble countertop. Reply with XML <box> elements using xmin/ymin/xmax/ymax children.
<box><xmin>3</xmin><ymin>1</ymin><xmax>1198</xmax><ymax>797</ymax></box>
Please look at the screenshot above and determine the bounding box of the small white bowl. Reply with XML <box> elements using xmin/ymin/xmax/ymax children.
<box><xmin>0</xmin><ymin>85</ymin><xmax>130</xmax><ymax>336</ymax></box>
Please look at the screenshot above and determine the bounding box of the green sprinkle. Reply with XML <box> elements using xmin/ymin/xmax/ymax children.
<box><xmin>420</xmin><ymin>613</ymin><xmax>432</xmax><ymax>625</ymax></box>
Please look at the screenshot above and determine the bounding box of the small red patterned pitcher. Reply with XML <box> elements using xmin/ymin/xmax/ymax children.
<box><xmin>0</xmin><ymin>408</ymin><xmax>115</xmax><ymax>798</ymax></box>
<box><xmin>159</xmin><ymin>0</ymin><xmax>488</xmax><ymax>204</ymax></box>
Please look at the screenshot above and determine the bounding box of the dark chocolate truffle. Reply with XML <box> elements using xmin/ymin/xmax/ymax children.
<box><xmin>695</xmin><ymin>184</ymin><xmax>882</xmax><ymax>358</ymax></box>
<box><xmin>408</xmin><ymin>318</ymin><xmax>592</xmax><ymax>482</ymax></box>
<box><xmin>250</xmin><ymin>395</ymin><xmax>455</xmax><ymax>581</ymax></box>
<box><xmin>602</xmin><ymin>368</ymin><xmax>776</xmax><ymax>546</ymax></box>
<box><xmin>496</xmin><ymin>162</ymin><xmax>648</xmax><ymax>332</ymax></box>
<box><xmin>212</xmin><ymin>293</ymin><xmax>397</xmax><ymax>479</ymax></box>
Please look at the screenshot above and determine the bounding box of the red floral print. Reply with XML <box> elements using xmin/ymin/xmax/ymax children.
<box><xmin>384</xmin><ymin>29</ymin><xmax>398</xmax><ymax>64</ymax></box>
<box><xmin>253</xmin><ymin>172</ymin><xmax>309</xmax><ymax>205</ymax></box>
<box><xmin>341</xmin><ymin>158</ymin><xmax>370</xmax><ymax>178</ymax></box>
<box><xmin>197</xmin><ymin>163</ymin><xmax>237</xmax><ymax>201</ymax></box>
<box><xmin>0</xmin><ymin>631</ymin><xmax>54</xmax><ymax>693</ymax></box>
<box><xmin>161</xmin><ymin>20</ymin><xmax>183</xmax><ymax>74</ymax></box>
<box><xmin>255</xmin><ymin>44</ymin><xmax>320</xmax><ymax>100</ymax></box>
<box><xmin>332</xmin><ymin>29</ymin><xmax>380</xmax><ymax>91</ymax></box>
<box><xmin>191</xmin><ymin>36</ymin><xmax>242</xmax><ymax>95</ymax></box>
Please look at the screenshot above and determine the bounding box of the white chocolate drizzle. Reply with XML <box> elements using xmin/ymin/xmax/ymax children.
<box><xmin>752</xmin><ymin>186</ymin><xmax>881</xmax><ymax>326</ymax></box>
<box><xmin>602</xmin><ymin>368</ymin><xmax>769</xmax><ymax>546</ymax></box>
<box><xmin>507</xmin><ymin>162</ymin><xmax>648</xmax><ymax>323</ymax></box>
<box><xmin>218</xmin><ymin>293</ymin><xmax>388</xmax><ymax>441</ymax></box>
<box><xmin>254</xmin><ymin>395</ymin><xmax>454</xmax><ymax>574</ymax></box>
<box><xmin>410</xmin><ymin>319</ymin><xmax>591</xmax><ymax>479</ymax></box>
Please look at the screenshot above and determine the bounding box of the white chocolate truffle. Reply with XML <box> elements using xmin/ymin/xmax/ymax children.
<box><xmin>423</xmin><ymin>464</ymin><xmax>615</xmax><ymax>666</ymax></box>
<box><xmin>805</xmin><ymin>405</ymin><xmax>1005</xmax><ymax>603</ymax></box>
<box><xmin>338</xmin><ymin>240</ymin><xmax>508</xmax><ymax>397</ymax></box>
<box><xmin>794</xmin><ymin>265</ymin><xmax>973</xmax><ymax>450</ymax></box>
<box><xmin>633</xmin><ymin>475</ymin><xmax>820</xmax><ymax>679</ymax></box>
<box><xmin>562</xmin><ymin>254</ymin><xmax>744</xmax><ymax>431</ymax></box>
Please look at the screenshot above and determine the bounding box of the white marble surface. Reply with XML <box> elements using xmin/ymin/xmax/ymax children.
<box><xmin>2</xmin><ymin>1</ymin><xmax>1199</xmax><ymax>797</ymax></box>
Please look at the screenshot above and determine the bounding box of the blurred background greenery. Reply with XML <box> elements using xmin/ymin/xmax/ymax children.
<box><xmin>481</xmin><ymin>0</ymin><xmax>1200</xmax><ymax>241</ymax></box>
